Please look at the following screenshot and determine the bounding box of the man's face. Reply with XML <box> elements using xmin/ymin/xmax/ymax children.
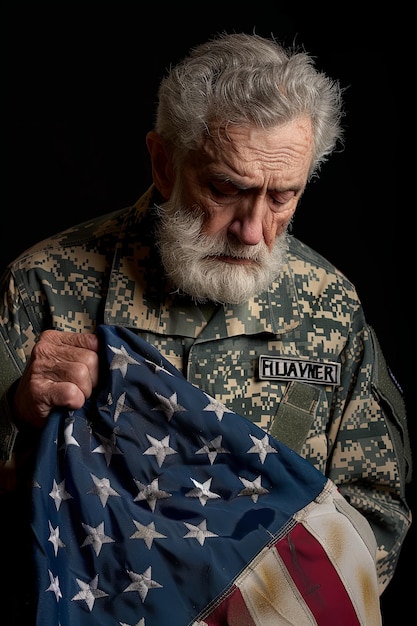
<box><xmin>156</xmin><ymin>118</ymin><xmax>314</xmax><ymax>304</ymax></box>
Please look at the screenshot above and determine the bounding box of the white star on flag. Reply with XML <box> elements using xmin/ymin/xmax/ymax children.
<box><xmin>108</xmin><ymin>343</ymin><xmax>141</xmax><ymax>377</ymax></box>
<box><xmin>112</xmin><ymin>391</ymin><xmax>135</xmax><ymax>422</ymax></box>
<box><xmin>133</xmin><ymin>477</ymin><xmax>171</xmax><ymax>511</ymax></box>
<box><xmin>130</xmin><ymin>520</ymin><xmax>167</xmax><ymax>549</ymax></box>
<box><xmin>143</xmin><ymin>433</ymin><xmax>177</xmax><ymax>467</ymax></box>
<box><xmin>247</xmin><ymin>434</ymin><xmax>278</xmax><ymax>464</ymax></box>
<box><xmin>46</xmin><ymin>570</ymin><xmax>62</xmax><ymax>602</ymax></box>
<box><xmin>48</xmin><ymin>521</ymin><xmax>65</xmax><ymax>556</ymax></box>
<box><xmin>183</xmin><ymin>519</ymin><xmax>218</xmax><ymax>545</ymax></box>
<box><xmin>81</xmin><ymin>521</ymin><xmax>115</xmax><ymax>556</ymax></box>
<box><xmin>123</xmin><ymin>567</ymin><xmax>163</xmax><ymax>603</ymax></box>
<box><xmin>238</xmin><ymin>475</ymin><xmax>269</xmax><ymax>502</ymax></box>
<box><xmin>92</xmin><ymin>432</ymin><xmax>123</xmax><ymax>466</ymax></box>
<box><xmin>153</xmin><ymin>391</ymin><xmax>186</xmax><ymax>421</ymax></box>
<box><xmin>88</xmin><ymin>473</ymin><xmax>120</xmax><ymax>507</ymax></box>
<box><xmin>49</xmin><ymin>479</ymin><xmax>72</xmax><ymax>511</ymax></box>
<box><xmin>203</xmin><ymin>393</ymin><xmax>234</xmax><ymax>421</ymax></box>
<box><xmin>195</xmin><ymin>435</ymin><xmax>230</xmax><ymax>464</ymax></box>
<box><xmin>63</xmin><ymin>417</ymin><xmax>80</xmax><ymax>447</ymax></box>
<box><xmin>186</xmin><ymin>477</ymin><xmax>221</xmax><ymax>506</ymax></box>
<box><xmin>72</xmin><ymin>574</ymin><xmax>109</xmax><ymax>611</ymax></box>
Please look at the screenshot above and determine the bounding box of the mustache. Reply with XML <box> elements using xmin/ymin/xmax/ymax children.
<box><xmin>155</xmin><ymin>203</ymin><xmax>268</xmax><ymax>262</ymax></box>
<box><xmin>195</xmin><ymin>236</ymin><xmax>267</xmax><ymax>261</ymax></box>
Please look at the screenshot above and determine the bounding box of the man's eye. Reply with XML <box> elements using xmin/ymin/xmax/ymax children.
<box><xmin>209</xmin><ymin>183</ymin><xmax>237</xmax><ymax>198</ymax></box>
<box><xmin>271</xmin><ymin>196</ymin><xmax>286</xmax><ymax>205</ymax></box>
<box><xmin>270</xmin><ymin>191</ymin><xmax>295</xmax><ymax>206</ymax></box>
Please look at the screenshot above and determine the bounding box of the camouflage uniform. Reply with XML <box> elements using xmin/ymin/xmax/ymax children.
<box><xmin>0</xmin><ymin>185</ymin><xmax>412</xmax><ymax>593</ymax></box>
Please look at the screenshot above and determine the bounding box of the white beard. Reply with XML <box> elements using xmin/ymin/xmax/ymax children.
<box><xmin>155</xmin><ymin>193</ymin><xmax>288</xmax><ymax>305</ymax></box>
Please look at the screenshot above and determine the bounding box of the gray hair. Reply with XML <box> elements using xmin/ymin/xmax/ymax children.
<box><xmin>155</xmin><ymin>32</ymin><xmax>344</xmax><ymax>179</ymax></box>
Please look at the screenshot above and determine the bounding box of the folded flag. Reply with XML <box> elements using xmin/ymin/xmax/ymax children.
<box><xmin>30</xmin><ymin>324</ymin><xmax>381</xmax><ymax>625</ymax></box>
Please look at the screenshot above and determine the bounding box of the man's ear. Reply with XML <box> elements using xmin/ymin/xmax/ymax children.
<box><xmin>146</xmin><ymin>131</ymin><xmax>175</xmax><ymax>200</ymax></box>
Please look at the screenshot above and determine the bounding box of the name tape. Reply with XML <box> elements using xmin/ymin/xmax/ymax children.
<box><xmin>258</xmin><ymin>355</ymin><xmax>341</xmax><ymax>386</ymax></box>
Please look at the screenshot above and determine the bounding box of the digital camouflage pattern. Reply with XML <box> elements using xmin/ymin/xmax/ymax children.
<box><xmin>0</xmin><ymin>185</ymin><xmax>412</xmax><ymax>594</ymax></box>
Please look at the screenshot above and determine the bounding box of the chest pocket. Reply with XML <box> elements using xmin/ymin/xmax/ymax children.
<box><xmin>269</xmin><ymin>381</ymin><xmax>320</xmax><ymax>454</ymax></box>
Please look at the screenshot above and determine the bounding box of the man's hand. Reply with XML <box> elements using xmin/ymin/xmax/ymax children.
<box><xmin>13</xmin><ymin>330</ymin><xmax>100</xmax><ymax>428</ymax></box>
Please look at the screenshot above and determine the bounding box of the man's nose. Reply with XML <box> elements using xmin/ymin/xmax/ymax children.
<box><xmin>227</xmin><ymin>199</ymin><xmax>265</xmax><ymax>245</ymax></box>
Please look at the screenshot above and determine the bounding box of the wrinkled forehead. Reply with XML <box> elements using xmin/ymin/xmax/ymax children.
<box><xmin>198</xmin><ymin>118</ymin><xmax>314</xmax><ymax>171</ymax></box>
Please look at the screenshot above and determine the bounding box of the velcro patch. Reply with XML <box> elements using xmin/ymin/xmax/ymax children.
<box><xmin>259</xmin><ymin>355</ymin><xmax>341</xmax><ymax>386</ymax></box>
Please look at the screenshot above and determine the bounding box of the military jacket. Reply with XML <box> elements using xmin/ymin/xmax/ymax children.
<box><xmin>0</xmin><ymin>185</ymin><xmax>412</xmax><ymax>593</ymax></box>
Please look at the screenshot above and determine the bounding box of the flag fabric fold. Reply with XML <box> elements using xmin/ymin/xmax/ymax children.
<box><xmin>30</xmin><ymin>324</ymin><xmax>381</xmax><ymax>625</ymax></box>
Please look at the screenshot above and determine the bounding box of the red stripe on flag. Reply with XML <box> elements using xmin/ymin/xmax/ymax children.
<box><xmin>276</xmin><ymin>523</ymin><xmax>360</xmax><ymax>625</ymax></box>
<box><xmin>201</xmin><ymin>585</ymin><xmax>256</xmax><ymax>626</ymax></box>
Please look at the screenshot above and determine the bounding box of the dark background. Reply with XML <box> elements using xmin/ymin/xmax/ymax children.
<box><xmin>4</xmin><ymin>5</ymin><xmax>413</xmax><ymax>624</ymax></box>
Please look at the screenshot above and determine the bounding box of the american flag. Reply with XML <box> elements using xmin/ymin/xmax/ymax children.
<box><xmin>30</xmin><ymin>325</ymin><xmax>381</xmax><ymax>625</ymax></box>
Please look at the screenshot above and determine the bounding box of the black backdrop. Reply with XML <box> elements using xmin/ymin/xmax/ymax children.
<box><xmin>4</xmin><ymin>5</ymin><xmax>413</xmax><ymax>624</ymax></box>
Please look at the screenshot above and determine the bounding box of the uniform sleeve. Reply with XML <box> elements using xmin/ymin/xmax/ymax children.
<box><xmin>0</xmin><ymin>268</ymin><xmax>35</xmax><ymax>462</ymax></box>
<box><xmin>327</xmin><ymin>320</ymin><xmax>412</xmax><ymax>594</ymax></box>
